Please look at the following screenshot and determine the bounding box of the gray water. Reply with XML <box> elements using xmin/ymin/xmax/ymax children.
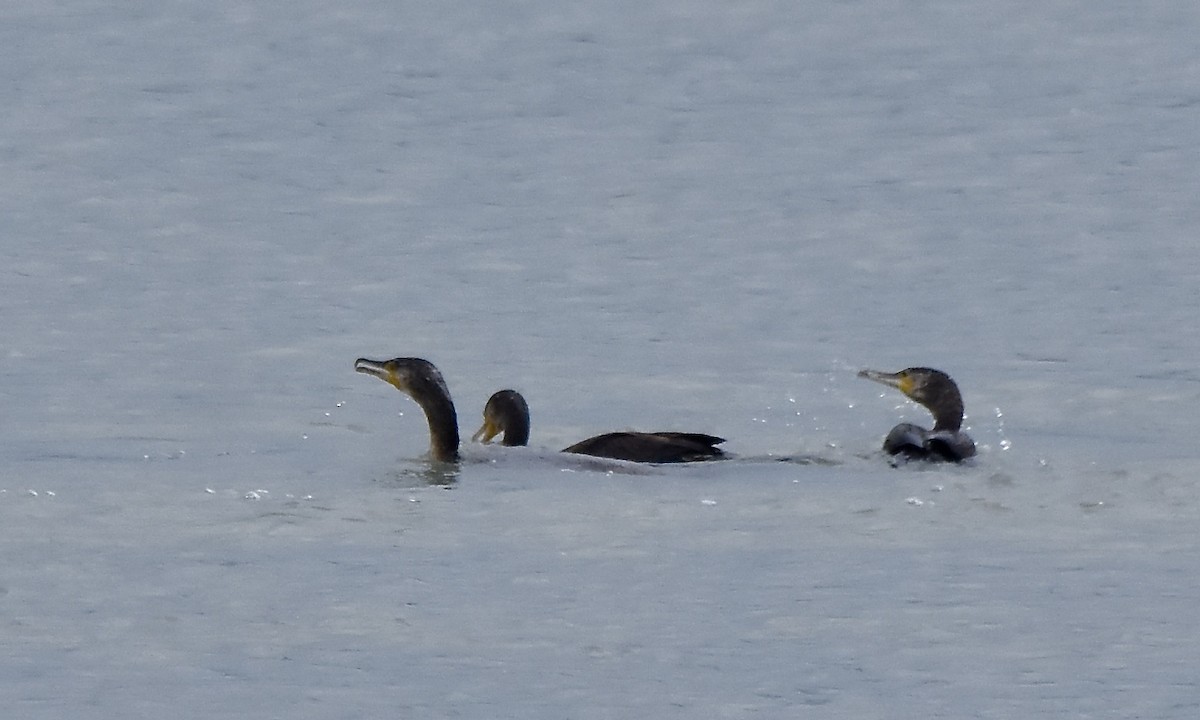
<box><xmin>4</xmin><ymin>1</ymin><xmax>1200</xmax><ymax>717</ymax></box>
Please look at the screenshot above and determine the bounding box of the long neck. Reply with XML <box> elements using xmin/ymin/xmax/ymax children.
<box><xmin>419</xmin><ymin>392</ymin><xmax>460</xmax><ymax>462</ymax></box>
<box><xmin>928</xmin><ymin>387</ymin><xmax>964</xmax><ymax>433</ymax></box>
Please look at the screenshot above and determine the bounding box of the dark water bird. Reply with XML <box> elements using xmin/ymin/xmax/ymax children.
<box><xmin>355</xmin><ymin>357</ymin><xmax>460</xmax><ymax>462</ymax></box>
<box><xmin>473</xmin><ymin>389</ymin><xmax>726</xmax><ymax>463</ymax></box>
<box><xmin>858</xmin><ymin>367</ymin><xmax>976</xmax><ymax>462</ymax></box>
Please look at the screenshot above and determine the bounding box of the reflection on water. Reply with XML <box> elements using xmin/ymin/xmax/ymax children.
<box><xmin>766</xmin><ymin>453</ymin><xmax>844</xmax><ymax>467</ymax></box>
<box><xmin>378</xmin><ymin>463</ymin><xmax>461</xmax><ymax>488</ymax></box>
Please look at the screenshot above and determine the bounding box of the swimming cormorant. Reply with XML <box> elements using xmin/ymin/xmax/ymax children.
<box><xmin>858</xmin><ymin>367</ymin><xmax>976</xmax><ymax>462</ymax></box>
<box><xmin>355</xmin><ymin>357</ymin><xmax>460</xmax><ymax>462</ymax></box>
<box><xmin>473</xmin><ymin>388</ymin><xmax>727</xmax><ymax>463</ymax></box>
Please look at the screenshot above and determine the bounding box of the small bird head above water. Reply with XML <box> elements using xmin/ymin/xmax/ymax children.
<box><xmin>472</xmin><ymin>389</ymin><xmax>530</xmax><ymax>446</ymax></box>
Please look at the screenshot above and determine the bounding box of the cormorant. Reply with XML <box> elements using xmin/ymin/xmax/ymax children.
<box><xmin>355</xmin><ymin>357</ymin><xmax>460</xmax><ymax>463</ymax></box>
<box><xmin>858</xmin><ymin>367</ymin><xmax>976</xmax><ymax>462</ymax></box>
<box><xmin>473</xmin><ymin>389</ymin><xmax>726</xmax><ymax>463</ymax></box>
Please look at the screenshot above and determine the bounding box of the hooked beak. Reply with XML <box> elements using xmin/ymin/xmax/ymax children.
<box><xmin>355</xmin><ymin>358</ymin><xmax>404</xmax><ymax>391</ymax></box>
<box><xmin>355</xmin><ymin>357</ymin><xmax>385</xmax><ymax>374</ymax></box>
<box><xmin>857</xmin><ymin>368</ymin><xmax>913</xmax><ymax>396</ymax></box>
<box><xmin>472</xmin><ymin>417</ymin><xmax>502</xmax><ymax>443</ymax></box>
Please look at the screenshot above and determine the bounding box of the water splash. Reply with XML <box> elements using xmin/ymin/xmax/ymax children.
<box><xmin>994</xmin><ymin>406</ymin><xmax>1012</xmax><ymax>451</ymax></box>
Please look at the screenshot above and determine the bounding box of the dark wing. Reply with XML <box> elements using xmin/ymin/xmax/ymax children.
<box><xmin>926</xmin><ymin>430</ymin><xmax>976</xmax><ymax>462</ymax></box>
<box><xmin>563</xmin><ymin>432</ymin><xmax>726</xmax><ymax>463</ymax></box>
<box><xmin>882</xmin><ymin>423</ymin><xmax>931</xmax><ymax>459</ymax></box>
<box><xmin>883</xmin><ymin>423</ymin><xmax>976</xmax><ymax>463</ymax></box>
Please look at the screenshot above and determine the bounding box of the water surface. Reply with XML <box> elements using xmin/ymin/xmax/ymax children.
<box><xmin>3</xmin><ymin>1</ymin><xmax>1200</xmax><ymax>717</ymax></box>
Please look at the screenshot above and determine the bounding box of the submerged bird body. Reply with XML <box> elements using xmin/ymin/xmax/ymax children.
<box><xmin>473</xmin><ymin>389</ymin><xmax>726</xmax><ymax>463</ymax></box>
<box><xmin>858</xmin><ymin>367</ymin><xmax>975</xmax><ymax>463</ymax></box>
<box><xmin>355</xmin><ymin>357</ymin><xmax>460</xmax><ymax>462</ymax></box>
